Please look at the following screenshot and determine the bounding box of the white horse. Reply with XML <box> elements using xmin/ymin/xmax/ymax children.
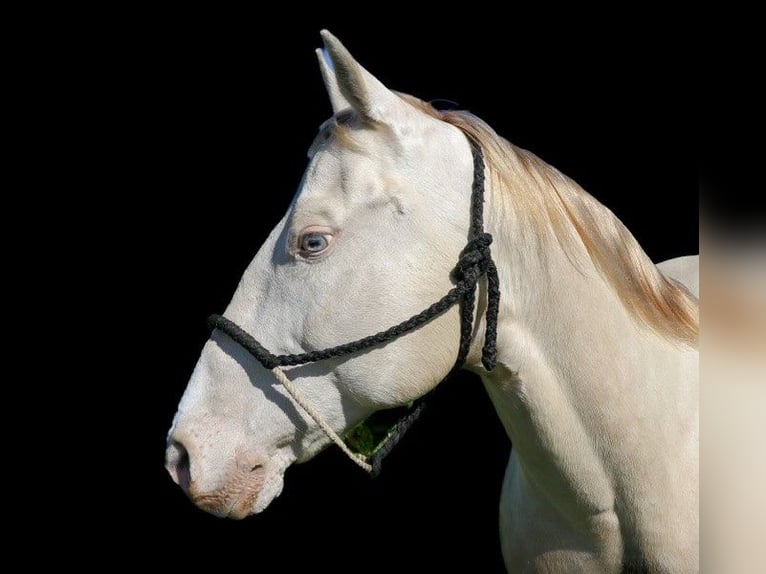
<box><xmin>165</xmin><ymin>31</ymin><xmax>698</xmax><ymax>573</ymax></box>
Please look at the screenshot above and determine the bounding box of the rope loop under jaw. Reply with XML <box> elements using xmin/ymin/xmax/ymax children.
<box><xmin>270</xmin><ymin>367</ymin><xmax>373</xmax><ymax>473</ymax></box>
<box><xmin>206</xmin><ymin>136</ymin><xmax>499</xmax><ymax>475</ymax></box>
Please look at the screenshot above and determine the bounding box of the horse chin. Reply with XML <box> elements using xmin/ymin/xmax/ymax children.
<box><xmin>250</xmin><ymin>466</ymin><xmax>286</xmax><ymax>515</ymax></box>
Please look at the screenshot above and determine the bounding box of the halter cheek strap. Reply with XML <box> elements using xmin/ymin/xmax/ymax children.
<box><xmin>208</xmin><ymin>137</ymin><xmax>500</xmax><ymax>476</ymax></box>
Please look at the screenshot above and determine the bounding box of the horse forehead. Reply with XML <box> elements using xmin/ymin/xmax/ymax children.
<box><xmin>297</xmin><ymin>146</ymin><xmax>394</xmax><ymax>209</ymax></box>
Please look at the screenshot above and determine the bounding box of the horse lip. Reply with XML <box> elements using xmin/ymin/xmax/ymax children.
<box><xmin>190</xmin><ymin>464</ymin><xmax>266</xmax><ymax>519</ymax></box>
<box><xmin>225</xmin><ymin>464</ymin><xmax>265</xmax><ymax>520</ymax></box>
<box><xmin>224</xmin><ymin>494</ymin><xmax>256</xmax><ymax>520</ymax></box>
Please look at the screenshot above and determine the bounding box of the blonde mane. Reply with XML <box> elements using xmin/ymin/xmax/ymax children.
<box><xmin>399</xmin><ymin>94</ymin><xmax>698</xmax><ymax>346</ymax></box>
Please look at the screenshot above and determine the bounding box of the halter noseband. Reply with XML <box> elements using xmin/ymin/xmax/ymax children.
<box><xmin>208</xmin><ymin>137</ymin><xmax>500</xmax><ymax>476</ymax></box>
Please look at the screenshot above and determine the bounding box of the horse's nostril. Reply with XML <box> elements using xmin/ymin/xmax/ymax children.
<box><xmin>165</xmin><ymin>439</ymin><xmax>191</xmax><ymax>494</ymax></box>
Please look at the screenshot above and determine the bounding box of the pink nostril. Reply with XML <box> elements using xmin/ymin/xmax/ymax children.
<box><xmin>165</xmin><ymin>439</ymin><xmax>191</xmax><ymax>494</ymax></box>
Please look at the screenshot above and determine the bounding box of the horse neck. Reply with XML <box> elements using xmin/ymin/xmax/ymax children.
<box><xmin>479</xmin><ymin>183</ymin><xmax>651</xmax><ymax>386</ymax></box>
<box><xmin>471</xmin><ymin>171</ymin><xmax>698</xmax><ymax>512</ymax></box>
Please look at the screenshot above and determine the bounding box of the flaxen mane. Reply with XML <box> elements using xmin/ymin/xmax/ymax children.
<box><xmin>400</xmin><ymin>94</ymin><xmax>698</xmax><ymax>346</ymax></box>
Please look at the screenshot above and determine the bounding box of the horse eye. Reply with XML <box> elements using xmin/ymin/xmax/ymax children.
<box><xmin>300</xmin><ymin>233</ymin><xmax>330</xmax><ymax>254</ymax></box>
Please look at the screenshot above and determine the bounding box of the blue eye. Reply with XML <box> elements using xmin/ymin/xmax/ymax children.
<box><xmin>300</xmin><ymin>233</ymin><xmax>330</xmax><ymax>254</ymax></box>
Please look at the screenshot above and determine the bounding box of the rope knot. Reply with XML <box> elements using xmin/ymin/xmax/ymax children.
<box><xmin>453</xmin><ymin>232</ymin><xmax>494</xmax><ymax>282</ymax></box>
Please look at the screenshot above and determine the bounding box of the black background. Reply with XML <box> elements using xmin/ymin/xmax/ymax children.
<box><xmin>129</xmin><ymin>13</ymin><xmax>694</xmax><ymax>573</ymax></box>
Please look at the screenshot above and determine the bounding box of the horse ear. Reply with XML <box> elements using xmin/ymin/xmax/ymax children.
<box><xmin>316</xmin><ymin>48</ymin><xmax>350</xmax><ymax>113</ymax></box>
<box><xmin>320</xmin><ymin>30</ymin><xmax>405</xmax><ymax>123</ymax></box>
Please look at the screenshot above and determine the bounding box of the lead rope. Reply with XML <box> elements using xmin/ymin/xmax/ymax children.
<box><xmin>208</xmin><ymin>137</ymin><xmax>499</xmax><ymax>475</ymax></box>
<box><xmin>271</xmin><ymin>367</ymin><xmax>373</xmax><ymax>472</ymax></box>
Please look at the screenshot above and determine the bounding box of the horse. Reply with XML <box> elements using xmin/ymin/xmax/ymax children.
<box><xmin>165</xmin><ymin>31</ymin><xmax>699</xmax><ymax>573</ymax></box>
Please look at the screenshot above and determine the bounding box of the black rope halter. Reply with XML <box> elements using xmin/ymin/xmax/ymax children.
<box><xmin>208</xmin><ymin>137</ymin><xmax>500</xmax><ymax>476</ymax></box>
